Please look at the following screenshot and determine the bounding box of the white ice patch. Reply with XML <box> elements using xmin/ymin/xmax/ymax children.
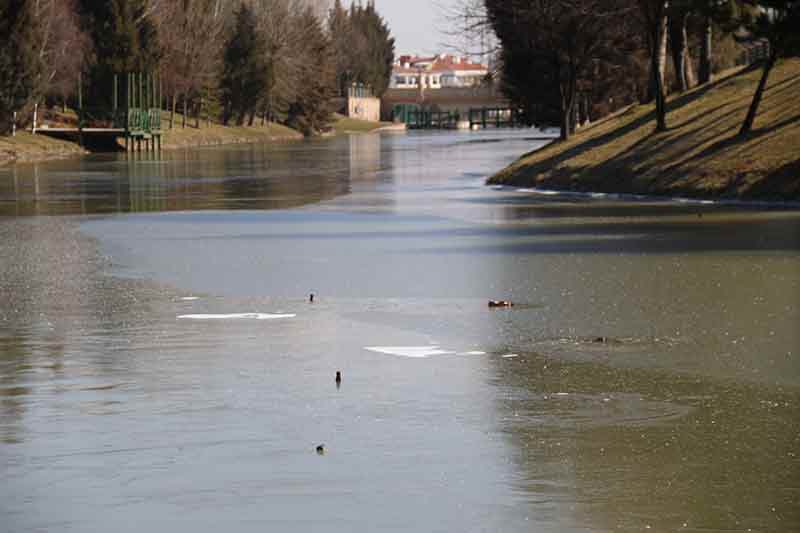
<box><xmin>178</xmin><ymin>313</ymin><xmax>296</xmax><ymax>321</ymax></box>
<box><xmin>364</xmin><ymin>346</ymin><xmax>455</xmax><ymax>358</ymax></box>
<box><xmin>502</xmin><ymin>354</ymin><xmax>519</xmax><ymax>359</ymax></box>
<box><xmin>181</xmin><ymin>297</ymin><xmax>201</xmax><ymax>301</ymax></box>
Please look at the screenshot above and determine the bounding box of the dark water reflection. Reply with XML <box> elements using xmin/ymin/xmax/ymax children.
<box><xmin>1</xmin><ymin>130</ymin><xmax>799</xmax><ymax>532</ymax></box>
<box><xmin>0</xmin><ymin>139</ymin><xmax>371</xmax><ymax>216</ymax></box>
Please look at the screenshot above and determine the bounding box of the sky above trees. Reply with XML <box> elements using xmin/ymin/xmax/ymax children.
<box><xmin>343</xmin><ymin>0</ymin><xmax>456</xmax><ymax>54</ymax></box>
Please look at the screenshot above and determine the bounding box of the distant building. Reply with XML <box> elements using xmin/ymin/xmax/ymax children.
<box><xmin>390</xmin><ymin>54</ymin><xmax>489</xmax><ymax>90</ymax></box>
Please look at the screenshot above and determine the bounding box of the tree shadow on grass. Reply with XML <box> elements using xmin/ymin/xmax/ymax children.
<box><xmin>689</xmin><ymin>113</ymin><xmax>800</xmax><ymax>163</ymax></box>
<box><xmin>498</xmin><ymin>69</ymin><xmax>764</xmax><ymax>185</ymax></box>
<box><xmin>746</xmin><ymin>159</ymin><xmax>800</xmax><ymax>200</ymax></box>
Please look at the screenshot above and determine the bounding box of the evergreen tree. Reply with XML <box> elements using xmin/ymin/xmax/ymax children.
<box><xmin>0</xmin><ymin>0</ymin><xmax>41</xmax><ymax>134</ymax></box>
<box><xmin>220</xmin><ymin>2</ymin><xmax>268</xmax><ymax>125</ymax></box>
<box><xmin>352</xmin><ymin>3</ymin><xmax>395</xmax><ymax>97</ymax></box>
<box><xmin>486</xmin><ymin>0</ymin><xmax>636</xmax><ymax>140</ymax></box>
<box><xmin>328</xmin><ymin>0</ymin><xmax>353</xmax><ymax>96</ymax></box>
<box><xmin>78</xmin><ymin>0</ymin><xmax>161</xmax><ymax>106</ymax></box>
<box><xmin>288</xmin><ymin>7</ymin><xmax>337</xmax><ymax>135</ymax></box>
<box><xmin>330</xmin><ymin>1</ymin><xmax>394</xmax><ymax>97</ymax></box>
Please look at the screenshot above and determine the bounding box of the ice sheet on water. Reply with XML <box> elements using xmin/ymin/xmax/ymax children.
<box><xmin>178</xmin><ymin>313</ymin><xmax>296</xmax><ymax>321</ymax></box>
<box><xmin>364</xmin><ymin>346</ymin><xmax>455</xmax><ymax>358</ymax></box>
<box><xmin>364</xmin><ymin>346</ymin><xmax>489</xmax><ymax>358</ymax></box>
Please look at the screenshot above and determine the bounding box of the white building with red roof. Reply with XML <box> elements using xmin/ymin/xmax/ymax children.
<box><xmin>390</xmin><ymin>54</ymin><xmax>489</xmax><ymax>90</ymax></box>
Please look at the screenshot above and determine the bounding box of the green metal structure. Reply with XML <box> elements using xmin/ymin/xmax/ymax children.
<box><xmin>76</xmin><ymin>72</ymin><xmax>162</xmax><ymax>152</ymax></box>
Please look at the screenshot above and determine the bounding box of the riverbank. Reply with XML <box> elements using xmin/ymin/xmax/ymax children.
<box><xmin>330</xmin><ymin>114</ymin><xmax>396</xmax><ymax>134</ymax></box>
<box><xmin>488</xmin><ymin>59</ymin><xmax>800</xmax><ymax>201</ymax></box>
<box><xmin>160</xmin><ymin>121</ymin><xmax>303</xmax><ymax>149</ymax></box>
<box><xmin>0</xmin><ymin>114</ymin><xmax>394</xmax><ymax>166</ymax></box>
<box><xmin>0</xmin><ymin>132</ymin><xmax>89</xmax><ymax>165</ymax></box>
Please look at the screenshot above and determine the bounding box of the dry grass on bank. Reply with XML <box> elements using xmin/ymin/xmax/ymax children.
<box><xmin>160</xmin><ymin>121</ymin><xmax>302</xmax><ymax>149</ymax></box>
<box><xmin>489</xmin><ymin>59</ymin><xmax>800</xmax><ymax>200</ymax></box>
<box><xmin>0</xmin><ymin>131</ymin><xmax>88</xmax><ymax>165</ymax></box>
<box><xmin>330</xmin><ymin>113</ymin><xmax>392</xmax><ymax>134</ymax></box>
<box><xmin>0</xmin><ymin>111</ymin><xmax>390</xmax><ymax>166</ymax></box>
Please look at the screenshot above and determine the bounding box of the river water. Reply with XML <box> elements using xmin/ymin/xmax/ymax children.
<box><xmin>1</xmin><ymin>130</ymin><xmax>799</xmax><ymax>532</ymax></box>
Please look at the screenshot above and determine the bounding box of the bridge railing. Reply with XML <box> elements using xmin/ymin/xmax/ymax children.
<box><xmin>468</xmin><ymin>107</ymin><xmax>522</xmax><ymax>128</ymax></box>
<box><xmin>405</xmin><ymin>110</ymin><xmax>461</xmax><ymax>129</ymax></box>
<box><xmin>126</xmin><ymin>108</ymin><xmax>162</xmax><ymax>135</ymax></box>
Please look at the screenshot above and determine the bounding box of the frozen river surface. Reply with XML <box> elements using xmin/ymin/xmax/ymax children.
<box><xmin>1</xmin><ymin>130</ymin><xmax>799</xmax><ymax>532</ymax></box>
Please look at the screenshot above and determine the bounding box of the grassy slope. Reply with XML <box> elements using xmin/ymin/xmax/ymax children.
<box><xmin>489</xmin><ymin>59</ymin><xmax>800</xmax><ymax>200</ymax></box>
<box><xmin>330</xmin><ymin>113</ymin><xmax>392</xmax><ymax>134</ymax></box>
<box><xmin>161</xmin><ymin>121</ymin><xmax>302</xmax><ymax>149</ymax></box>
<box><xmin>0</xmin><ymin>119</ymin><xmax>303</xmax><ymax>166</ymax></box>
<box><xmin>0</xmin><ymin>132</ymin><xmax>88</xmax><ymax>165</ymax></box>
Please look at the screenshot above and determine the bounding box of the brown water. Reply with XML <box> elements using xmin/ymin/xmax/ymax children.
<box><xmin>1</xmin><ymin>131</ymin><xmax>799</xmax><ymax>532</ymax></box>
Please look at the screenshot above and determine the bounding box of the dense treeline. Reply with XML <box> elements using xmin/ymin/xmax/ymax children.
<box><xmin>329</xmin><ymin>0</ymin><xmax>395</xmax><ymax>97</ymax></box>
<box><xmin>0</xmin><ymin>0</ymin><xmax>395</xmax><ymax>136</ymax></box>
<box><xmin>479</xmin><ymin>0</ymin><xmax>799</xmax><ymax>140</ymax></box>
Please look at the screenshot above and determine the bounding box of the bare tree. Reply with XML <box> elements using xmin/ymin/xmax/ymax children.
<box><xmin>436</xmin><ymin>0</ymin><xmax>499</xmax><ymax>61</ymax></box>
<box><xmin>156</xmin><ymin>0</ymin><xmax>227</xmax><ymax>128</ymax></box>
<box><xmin>31</xmin><ymin>0</ymin><xmax>91</xmax><ymax>111</ymax></box>
<box><xmin>638</xmin><ymin>0</ymin><xmax>669</xmax><ymax>131</ymax></box>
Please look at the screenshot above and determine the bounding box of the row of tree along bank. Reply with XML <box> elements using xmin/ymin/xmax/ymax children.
<box><xmin>474</xmin><ymin>0</ymin><xmax>798</xmax><ymax>141</ymax></box>
<box><xmin>0</xmin><ymin>0</ymin><xmax>395</xmax><ymax>138</ymax></box>
<box><xmin>487</xmin><ymin>59</ymin><xmax>800</xmax><ymax>201</ymax></box>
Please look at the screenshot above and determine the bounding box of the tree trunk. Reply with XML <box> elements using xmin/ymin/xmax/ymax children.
<box><xmin>740</xmin><ymin>53</ymin><xmax>776</xmax><ymax>136</ymax></box>
<box><xmin>195</xmin><ymin>98</ymin><xmax>201</xmax><ymax>129</ymax></box>
<box><xmin>559</xmin><ymin>80</ymin><xmax>575</xmax><ymax>141</ymax></box>
<box><xmin>699</xmin><ymin>16</ymin><xmax>713</xmax><ymax>84</ymax></box>
<box><xmin>646</xmin><ymin>13</ymin><xmax>669</xmax><ymax>103</ymax></box>
<box><xmin>657</xmin><ymin>16</ymin><xmax>668</xmax><ymax>91</ymax></box>
<box><xmin>182</xmin><ymin>97</ymin><xmax>187</xmax><ymax>129</ymax></box>
<box><xmin>685</xmin><ymin>45</ymin><xmax>697</xmax><ymax>89</ymax></box>
<box><xmin>651</xmin><ymin>32</ymin><xmax>668</xmax><ymax>130</ymax></box>
<box><xmin>170</xmin><ymin>93</ymin><xmax>176</xmax><ymax>130</ymax></box>
<box><xmin>652</xmin><ymin>13</ymin><xmax>668</xmax><ymax>131</ymax></box>
<box><xmin>670</xmin><ymin>11</ymin><xmax>689</xmax><ymax>92</ymax></box>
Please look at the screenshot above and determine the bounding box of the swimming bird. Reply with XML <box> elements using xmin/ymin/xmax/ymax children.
<box><xmin>310</xmin><ymin>293</ymin><xmax>315</xmax><ymax>303</ymax></box>
<box><xmin>316</xmin><ymin>444</ymin><xmax>325</xmax><ymax>455</ymax></box>
<box><xmin>488</xmin><ymin>300</ymin><xmax>513</xmax><ymax>308</ymax></box>
<box><xmin>335</xmin><ymin>371</ymin><xmax>342</xmax><ymax>388</ymax></box>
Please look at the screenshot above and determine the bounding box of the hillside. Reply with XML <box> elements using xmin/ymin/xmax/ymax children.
<box><xmin>488</xmin><ymin>59</ymin><xmax>800</xmax><ymax>201</ymax></box>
